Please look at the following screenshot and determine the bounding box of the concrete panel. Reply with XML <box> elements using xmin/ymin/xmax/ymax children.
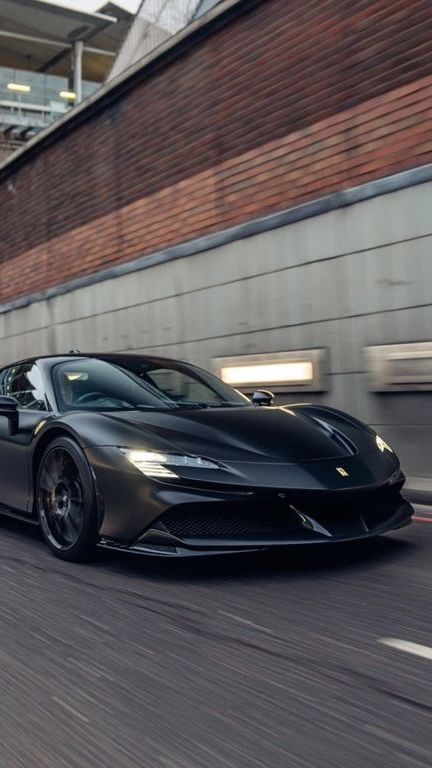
<box><xmin>332</xmin><ymin>184</ymin><xmax>432</xmax><ymax>254</ymax></box>
<box><xmin>0</xmin><ymin>326</ymin><xmax>53</xmax><ymax>361</ymax></box>
<box><xmin>2</xmin><ymin>301</ymin><xmax>51</xmax><ymax>339</ymax></box>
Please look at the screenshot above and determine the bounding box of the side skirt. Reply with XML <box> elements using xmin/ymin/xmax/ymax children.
<box><xmin>0</xmin><ymin>504</ymin><xmax>39</xmax><ymax>525</ymax></box>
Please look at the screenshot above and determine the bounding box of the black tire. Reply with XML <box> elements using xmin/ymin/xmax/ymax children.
<box><xmin>36</xmin><ymin>436</ymin><xmax>98</xmax><ymax>561</ymax></box>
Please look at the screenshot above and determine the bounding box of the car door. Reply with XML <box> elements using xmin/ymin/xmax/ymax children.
<box><xmin>0</xmin><ymin>362</ymin><xmax>49</xmax><ymax>514</ymax></box>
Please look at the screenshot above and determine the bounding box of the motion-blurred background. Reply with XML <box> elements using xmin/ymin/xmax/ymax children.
<box><xmin>1</xmin><ymin>0</ymin><xmax>432</xmax><ymax>493</ymax></box>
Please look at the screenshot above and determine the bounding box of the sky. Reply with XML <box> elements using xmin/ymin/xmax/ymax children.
<box><xmin>43</xmin><ymin>0</ymin><xmax>141</xmax><ymax>13</ymax></box>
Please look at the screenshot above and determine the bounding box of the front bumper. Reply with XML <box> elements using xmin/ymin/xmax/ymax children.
<box><xmin>97</xmin><ymin>476</ymin><xmax>413</xmax><ymax>557</ymax></box>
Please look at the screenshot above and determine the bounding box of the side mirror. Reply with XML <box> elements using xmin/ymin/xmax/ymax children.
<box><xmin>252</xmin><ymin>390</ymin><xmax>274</xmax><ymax>407</ymax></box>
<box><xmin>0</xmin><ymin>396</ymin><xmax>19</xmax><ymax>434</ymax></box>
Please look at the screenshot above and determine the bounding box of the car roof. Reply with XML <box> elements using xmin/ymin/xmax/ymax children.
<box><xmin>2</xmin><ymin>353</ymin><xmax>192</xmax><ymax>369</ymax></box>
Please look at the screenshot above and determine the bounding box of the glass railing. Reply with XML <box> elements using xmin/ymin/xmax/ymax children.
<box><xmin>0</xmin><ymin>67</ymin><xmax>99</xmax><ymax>132</ymax></box>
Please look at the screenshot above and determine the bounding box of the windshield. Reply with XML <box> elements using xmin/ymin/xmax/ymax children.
<box><xmin>52</xmin><ymin>357</ymin><xmax>250</xmax><ymax>412</ymax></box>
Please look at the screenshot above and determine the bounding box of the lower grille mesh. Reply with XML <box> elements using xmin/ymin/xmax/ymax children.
<box><xmin>157</xmin><ymin>486</ymin><xmax>404</xmax><ymax>541</ymax></box>
<box><xmin>159</xmin><ymin>505</ymin><xmax>301</xmax><ymax>539</ymax></box>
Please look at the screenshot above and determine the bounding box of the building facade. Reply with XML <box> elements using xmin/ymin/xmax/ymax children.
<box><xmin>0</xmin><ymin>0</ymin><xmax>132</xmax><ymax>154</ymax></box>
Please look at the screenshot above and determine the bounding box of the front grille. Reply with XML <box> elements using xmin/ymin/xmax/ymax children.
<box><xmin>158</xmin><ymin>504</ymin><xmax>301</xmax><ymax>539</ymax></box>
<box><xmin>156</xmin><ymin>485</ymin><xmax>405</xmax><ymax>542</ymax></box>
<box><xmin>290</xmin><ymin>485</ymin><xmax>404</xmax><ymax>537</ymax></box>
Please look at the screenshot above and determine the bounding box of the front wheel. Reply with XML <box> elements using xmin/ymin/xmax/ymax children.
<box><xmin>36</xmin><ymin>436</ymin><xmax>99</xmax><ymax>561</ymax></box>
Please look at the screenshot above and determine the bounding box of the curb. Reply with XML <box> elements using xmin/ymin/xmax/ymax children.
<box><xmin>404</xmin><ymin>479</ymin><xmax>432</xmax><ymax>507</ymax></box>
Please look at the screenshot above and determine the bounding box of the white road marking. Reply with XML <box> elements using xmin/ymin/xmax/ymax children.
<box><xmin>218</xmin><ymin>610</ymin><xmax>273</xmax><ymax>634</ymax></box>
<box><xmin>379</xmin><ymin>638</ymin><xmax>432</xmax><ymax>660</ymax></box>
<box><xmin>52</xmin><ymin>696</ymin><xmax>90</xmax><ymax>723</ymax></box>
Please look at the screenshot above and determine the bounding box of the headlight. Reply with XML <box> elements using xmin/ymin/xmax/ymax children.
<box><xmin>121</xmin><ymin>449</ymin><xmax>220</xmax><ymax>479</ymax></box>
<box><xmin>376</xmin><ymin>435</ymin><xmax>393</xmax><ymax>453</ymax></box>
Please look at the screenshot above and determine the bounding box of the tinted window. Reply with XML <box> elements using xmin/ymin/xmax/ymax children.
<box><xmin>1</xmin><ymin>364</ymin><xmax>47</xmax><ymax>410</ymax></box>
<box><xmin>146</xmin><ymin>368</ymin><xmax>222</xmax><ymax>404</ymax></box>
<box><xmin>52</xmin><ymin>359</ymin><xmax>176</xmax><ymax>412</ymax></box>
<box><xmin>114</xmin><ymin>358</ymin><xmax>249</xmax><ymax>407</ymax></box>
<box><xmin>52</xmin><ymin>357</ymin><xmax>249</xmax><ymax>412</ymax></box>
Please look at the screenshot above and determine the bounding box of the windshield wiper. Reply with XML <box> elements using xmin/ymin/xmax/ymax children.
<box><xmin>173</xmin><ymin>402</ymin><xmax>210</xmax><ymax>410</ymax></box>
<box><xmin>202</xmin><ymin>403</ymin><xmax>249</xmax><ymax>408</ymax></box>
<box><xmin>134</xmin><ymin>403</ymin><xmax>178</xmax><ymax>411</ymax></box>
<box><xmin>174</xmin><ymin>402</ymin><xmax>248</xmax><ymax>410</ymax></box>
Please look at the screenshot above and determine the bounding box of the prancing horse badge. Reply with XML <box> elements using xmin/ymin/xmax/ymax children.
<box><xmin>336</xmin><ymin>467</ymin><xmax>349</xmax><ymax>477</ymax></box>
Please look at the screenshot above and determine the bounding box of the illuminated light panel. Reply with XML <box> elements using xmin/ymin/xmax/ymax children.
<box><xmin>365</xmin><ymin>342</ymin><xmax>432</xmax><ymax>392</ymax></box>
<box><xmin>127</xmin><ymin>451</ymin><xmax>168</xmax><ymax>464</ymax></box>
<box><xmin>221</xmin><ymin>362</ymin><xmax>314</xmax><ymax>386</ymax></box>
<box><xmin>122</xmin><ymin>450</ymin><xmax>220</xmax><ymax>479</ymax></box>
<box><xmin>135</xmin><ymin>463</ymin><xmax>178</xmax><ymax>478</ymax></box>
<box><xmin>59</xmin><ymin>90</ymin><xmax>76</xmax><ymax>100</ymax></box>
<box><xmin>7</xmin><ymin>83</ymin><xmax>31</xmax><ymax>93</ymax></box>
<box><xmin>126</xmin><ymin>451</ymin><xmax>178</xmax><ymax>479</ymax></box>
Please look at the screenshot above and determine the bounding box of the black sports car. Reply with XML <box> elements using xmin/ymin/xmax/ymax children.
<box><xmin>0</xmin><ymin>353</ymin><xmax>413</xmax><ymax>561</ymax></box>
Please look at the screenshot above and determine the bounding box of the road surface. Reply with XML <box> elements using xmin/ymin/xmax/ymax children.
<box><xmin>0</xmin><ymin>507</ymin><xmax>430</xmax><ymax>768</ymax></box>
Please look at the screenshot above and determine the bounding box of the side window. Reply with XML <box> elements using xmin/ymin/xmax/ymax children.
<box><xmin>146</xmin><ymin>368</ymin><xmax>221</xmax><ymax>404</ymax></box>
<box><xmin>0</xmin><ymin>368</ymin><xmax>9</xmax><ymax>396</ymax></box>
<box><xmin>2</xmin><ymin>364</ymin><xmax>47</xmax><ymax>411</ymax></box>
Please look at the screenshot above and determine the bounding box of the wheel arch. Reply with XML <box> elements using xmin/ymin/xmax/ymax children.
<box><xmin>31</xmin><ymin>427</ymin><xmax>104</xmax><ymax>528</ymax></box>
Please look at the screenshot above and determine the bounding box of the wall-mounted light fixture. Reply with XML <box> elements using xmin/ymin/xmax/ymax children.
<box><xmin>7</xmin><ymin>83</ymin><xmax>31</xmax><ymax>93</ymax></box>
<box><xmin>59</xmin><ymin>91</ymin><xmax>76</xmax><ymax>101</ymax></box>
<box><xmin>365</xmin><ymin>342</ymin><xmax>432</xmax><ymax>391</ymax></box>
<box><xmin>213</xmin><ymin>349</ymin><xmax>328</xmax><ymax>393</ymax></box>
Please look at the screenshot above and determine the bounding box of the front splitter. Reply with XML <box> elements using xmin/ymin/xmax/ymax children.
<box><xmin>98</xmin><ymin>511</ymin><xmax>412</xmax><ymax>558</ymax></box>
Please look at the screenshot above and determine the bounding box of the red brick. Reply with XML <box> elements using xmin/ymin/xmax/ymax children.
<box><xmin>2</xmin><ymin>0</ymin><xmax>432</xmax><ymax>301</ymax></box>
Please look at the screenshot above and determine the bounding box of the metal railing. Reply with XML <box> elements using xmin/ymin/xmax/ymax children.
<box><xmin>0</xmin><ymin>99</ymin><xmax>67</xmax><ymax>129</ymax></box>
<box><xmin>108</xmin><ymin>0</ymin><xmax>201</xmax><ymax>80</ymax></box>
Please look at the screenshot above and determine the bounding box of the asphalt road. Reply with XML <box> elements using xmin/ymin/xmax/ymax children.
<box><xmin>0</xmin><ymin>510</ymin><xmax>430</xmax><ymax>768</ymax></box>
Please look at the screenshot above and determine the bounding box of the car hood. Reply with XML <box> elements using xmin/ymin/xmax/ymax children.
<box><xmin>105</xmin><ymin>405</ymin><xmax>366</xmax><ymax>463</ymax></box>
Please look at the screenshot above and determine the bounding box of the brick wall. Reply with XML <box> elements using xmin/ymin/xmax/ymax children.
<box><xmin>1</xmin><ymin>0</ymin><xmax>432</xmax><ymax>303</ymax></box>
